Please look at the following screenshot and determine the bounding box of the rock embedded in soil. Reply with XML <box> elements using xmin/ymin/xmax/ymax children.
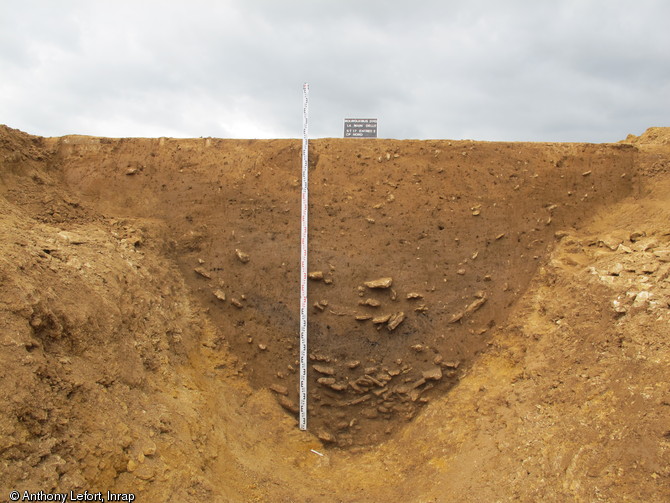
<box><xmin>270</xmin><ymin>384</ymin><xmax>289</xmax><ymax>396</ymax></box>
<box><xmin>364</xmin><ymin>277</ymin><xmax>393</xmax><ymax>289</ymax></box>
<box><xmin>372</xmin><ymin>314</ymin><xmax>392</xmax><ymax>324</ymax></box>
<box><xmin>194</xmin><ymin>267</ymin><xmax>211</xmax><ymax>279</ymax></box>
<box><xmin>387</xmin><ymin>312</ymin><xmax>406</xmax><ymax>331</ymax></box>
<box><xmin>277</xmin><ymin>396</ymin><xmax>299</xmax><ymax>414</ymax></box>
<box><xmin>317</xmin><ymin>431</ymin><xmax>337</xmax><ymax>444</ymax></box>
<box><xmin>464</xmin><ymin>296</ymin><xmax>487</xmax><ymax>315</ymax></box>
<box><xmin>235</xmin><ymin>249</ymin><xmax>250</xmax><ymax>263</ymax></box>
<box><xmin>422</xmin><ymin>367</ymin><xmax>443</xmax><ymax>381</ymax></box>
<box><xmin>212</xmin><ymin>289</ymin><xmax>226</xmax><ymax>301</ymax></box>
<box><xmin>308</xmin><ymin>271</ymin><xmax>324</xmax><ymax>280</ymax></box>
<box><xmin>359</xmin><ymin>298</ymin><xmax>381</xmax><ymax>307</ymax></box>
<box><xmin>313</xmin><ymin>364</ymin><xmax>336</xmax><ymax>375</ymax></box>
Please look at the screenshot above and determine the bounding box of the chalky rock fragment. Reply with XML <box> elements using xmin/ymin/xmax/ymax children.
<box><xmin>364</xmin><ymin>277</ymin><xmax>393</xmax><ymax>289</ymax></box>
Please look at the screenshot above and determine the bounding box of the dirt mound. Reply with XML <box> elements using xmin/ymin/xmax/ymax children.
<box><xmin>1</xmin><ymin>124</ymin><xmax>668</xmax><ymax>501</ymax></box>
<box><xmin>624</xmin><ymin>126</ymin><xmax>670</xmax><ymax>146</ymax></box>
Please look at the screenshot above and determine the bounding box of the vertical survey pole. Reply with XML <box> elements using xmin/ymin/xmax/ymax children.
<box><xmin>299</xmin><ymin>83</ymin><xmax>309</xmax><ymax>431</ymax></box>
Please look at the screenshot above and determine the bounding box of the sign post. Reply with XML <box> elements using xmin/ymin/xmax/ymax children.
<box><xmin>344</xmin><ymin>118</ymin><xmax>378</xmax><ymax>138</ymax></box>
<box><xmin>299</xmin><ymin>83</ymin><xmax>309</xmax><ymax>431</ymax></box>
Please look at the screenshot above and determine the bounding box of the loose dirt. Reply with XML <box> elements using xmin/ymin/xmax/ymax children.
<box><xmin>1</xmin><ymin>124</ymin><xmax>668</xmax><ymax>501</ymax></box>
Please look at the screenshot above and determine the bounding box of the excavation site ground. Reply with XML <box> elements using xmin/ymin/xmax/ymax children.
<box><xmin>1</xmin><ymin>124</ymin><xmax>669</xmax><ymax>501</ymax></box>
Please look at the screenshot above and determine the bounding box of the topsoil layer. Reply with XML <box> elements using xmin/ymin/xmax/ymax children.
<box><xmin>1</xmin><ymin>124</ymin><xmax>668</xmax><ymax>501</ymax></box>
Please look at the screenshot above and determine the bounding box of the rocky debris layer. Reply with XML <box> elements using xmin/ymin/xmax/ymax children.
<box><xmin>554</xmin><ymin>230</ymin><xmax>670</xmax><ymax>316</ymax></box>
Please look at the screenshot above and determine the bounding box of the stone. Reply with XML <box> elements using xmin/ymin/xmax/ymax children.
<box><xmin>235</xmin><ymin>249</ymin><xmax>250</xmax><ymax>263</ymax></box>
<box><xmin>142</xmin><ymin>441</ymin><xmax>157</xmax><ymax>457</ymax></box>
<box><xmin>134</xmin><ymin>465</ymin><xmax>155</xmax><ymax>481</ymax></box>
<box><xmin>313</xmin><ymin>364</ymin><xmax>335</xmax><ymax>375</ymax></box>
<box><xmin>355</xmin><ymin>314</ymin><xmax>372</xmax><ymax>321</ymax></box>
<box><xmin>364</xmin><ymin>277</ymin><xmax>393</xmax><ymax>289</ymax></box>
<box><xmin>422</xmin><ymin>367</ymin><xmax>443</xmax><ymax>381</ymax></box>
<box><xmin>612</xmin><ymin>299</ymin><xmax>628</xmax><ymax>314</ymax></box>
<box><xmin>640</xmin><ymin>262</ymin><xmax>660</xmax><ymax>274</ymax></box>
<box><xmin>346</xmin><ymin>360</ymin><xmax>360</xmax><ymax>369</ymax></box>
<box><xmin>406</xmin><ymin>292</ymin><xmax>423</xmax><ymax>299</ymax></box>
<box><xmin>277</xmin><ymin>396</ymin><xmax>299</xmax><ymax>414</ymax></box>
<box><xmin>363</xmin><ymin>374</ymin><xmax>385</xmax><ymax>387</ymax></box>
<box><xmin>599</xmin><ymin>236</ymin><xmax>623</xmax><ymax>251</ymax></box>
<box><xmin>212</xmin><ymin>289</ymin><xmax>226</xmax><ymax>301</ymax></box>
<box><xmin>230</xmin><ymin>298</ymin><xmax>243</xmax><ymax>308</ymax></box>
<box><xmin>359</xmin><ymin>298</ymin><xmax>381</xmax><ymax>307</ymax></box>
<box><xmin>409</xmin><ymin>388</ymin><xmax>424</xmax><ymax>402</ymax></box>
<box><xmin>57</xmin><ymin>231</ymin><xmax>87</xmax><ymax>245</ymax></box>
<box><xmin>194</xmin><ymin>267</ymin><xmax>211</xmax><ymax>279</ymax></box>
<box><xmin>464</xmin><ymin>297</ymin><xmax>487</xmax><ymax>315</ymax></box>
<box><xmin>361</xmin><ymin>408</ymin><xmax>379</xmax><ymax>419</ymax></box>
<box><xmin>372</xmin><ymin>314</ymin><xmax>392</xmax><ymax>324</ymax></box>
<box><xmin>308</xmin><ymin>271</ymin><xmax>324</xmax><ymax>280</ymax></box>
<box><xmin>317</xmin><ymin>377</ymin><xmax>336</xmax><ymax>386</ymax></box>
<box><xmin>633</xmin><ymin>291</ymin><xmax>652</xmax><ymax>307</ymax></box>
<box><xmin>270</xmin><ymin>384</ymin><xmax>288</xmax><ymax>395</ymax></box>
<box><xmin>317</xmin><ymin>431</ymin><xmax>337</xmax><ymax>444</ymax></box>
<box><xmin>347</xmin><ymin>394</ymin><xmax>372</xmax><ymax>406</ymax></box>
<box><xmin>629</xmin><ymin>231</ymin><xmax>646</xmax><ymax>242</ymax></box>
<box><xmin>387</xmin><ymin>312</ymin><xmax>406</xmax><ymax>331</ymax></box>
<box><xmin>608</xmin><ymin>263</ymin><xmax>624</xmax><ymax>276</ymax></box>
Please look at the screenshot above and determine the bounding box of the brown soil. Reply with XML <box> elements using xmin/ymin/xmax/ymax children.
<box><xmin>1</xmin><ymin>124</ymin><xmax>668</xmax><ymax>501</ymax></box>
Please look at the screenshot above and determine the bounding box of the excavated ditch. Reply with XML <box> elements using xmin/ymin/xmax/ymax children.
<box><xmin>44</xmin><ymin>134</ymin><xmax>635</xmax><ymax>447</ymax></box>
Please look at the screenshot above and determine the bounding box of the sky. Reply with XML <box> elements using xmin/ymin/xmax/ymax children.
<box><xmin>1</xmin><ymin>0</ymin><xmax>668</xmax><ymax>142</ymax></box>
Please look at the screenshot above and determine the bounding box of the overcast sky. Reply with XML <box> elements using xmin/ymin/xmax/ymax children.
<box><xmin>1</xmin><ymin>0</ymin><xmax>668</xmax><ymax>142</ymax></box>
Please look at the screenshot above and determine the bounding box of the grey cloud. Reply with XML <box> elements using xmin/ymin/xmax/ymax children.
<box><xmin>1</xmin><ymin>0</ymin><xmax>668</xmax><ymax>141</ymax></box>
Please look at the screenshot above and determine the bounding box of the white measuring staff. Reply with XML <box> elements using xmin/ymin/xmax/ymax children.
<box><xmin>299</xmin><ymin>82</ymin><xmax>309</xmax><ymax>430</ymax></box>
